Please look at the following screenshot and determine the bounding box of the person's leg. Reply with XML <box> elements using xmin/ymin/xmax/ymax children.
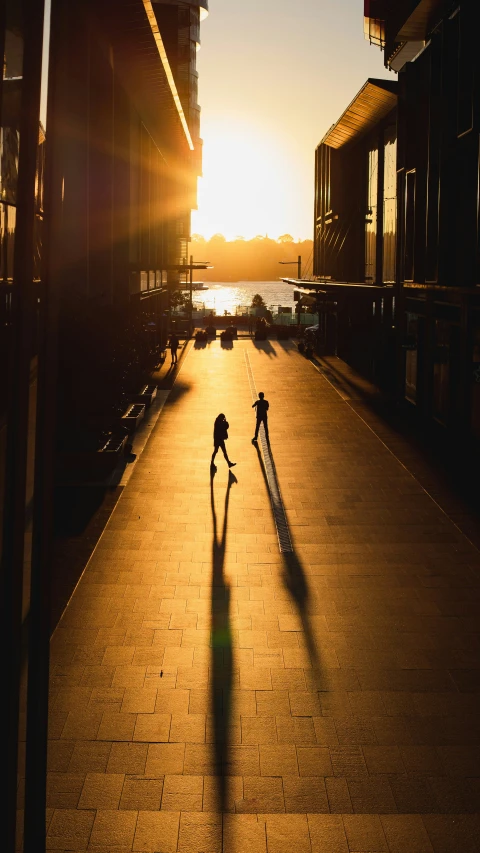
<box><xmin>221</xmin><ymin>442</ymin><xmax>236</xmax><ymax>467</ymax></box>
<box><xmin>254</xmin><ymin>418</ymin><xmax>260</xmax><ymax>440</ymax></box>
<box><xmin>263</xmin><ymin>417</ymin><xmax>269</xmax><ymax>443</ymax></box>
<box><xmin>211</xmin><ymin>444</ymin><xmax>219</xmax><ymax>464</ymax></box>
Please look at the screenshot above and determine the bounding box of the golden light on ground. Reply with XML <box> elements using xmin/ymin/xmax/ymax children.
<box><xmin>192</xmin><ymin>118</ymin><xmax>300</xmax><ymax>241</ymax></box>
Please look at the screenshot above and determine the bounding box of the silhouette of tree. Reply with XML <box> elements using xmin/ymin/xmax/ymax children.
<box><xmin>251</xmin><ymin>294</ymin><xmax>266</xmax><ymax>308</ymax></box>
<box><xmin>278</xmin><ymin>234</ymin><xmax>294</xmax><ymax>243</ymax></box>
<box><xmin>170</xmin><ymin>290</ymin><xmax>185</xmax><ymax>308</ymax></box>
<box><xmin>190</xmin><ymin>235</ymin><xmax>313</xmax><ymax>281</ymax></box>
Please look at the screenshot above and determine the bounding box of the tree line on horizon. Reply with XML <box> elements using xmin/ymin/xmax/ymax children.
<box><xmin>190</xmin><ymin>233</ymin><xmax>314</xmax><ymax>282</ymax></box>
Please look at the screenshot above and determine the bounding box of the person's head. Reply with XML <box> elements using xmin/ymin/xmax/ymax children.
<box><xmin>215</xmin><ymin>413</ymin><xmax>225</xmax><ymax>424</ymax></box>
<box><xmin>259</xmin><ymin>392</ymin><xmax>264</xmax><ymax>399</ymax></box>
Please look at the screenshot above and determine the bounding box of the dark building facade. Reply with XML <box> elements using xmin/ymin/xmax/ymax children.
<box><xmin>313</xmin><ymin>0</ymin><xmax>480</xmax><ymax>440</ymax></box>
<box><xmin>0</xmin><ymin>1</ymin><xmax>206</xmax><ymax>849</ymax></box>
<box><xmin>364</xmin><ymin>0</ymin><xmax>480</xmax><ymax>434</ymax></box>
<box><xmin>313</xmin><ymin>79</ymin><xmax>398</xmax><ymax>384</ymax></box>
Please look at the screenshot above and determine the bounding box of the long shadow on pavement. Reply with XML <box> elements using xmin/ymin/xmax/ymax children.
<box><xmin>210</xmin><ymin>468</ymin><xmax>236</xmax><ymax>818</ymax></box>
<box><xmin>252</xmin><ymin>339</ymin><xmax>277</xmax><ymax>358</ymax></box>
<box><xmin>252</xmin><ymin>441</ymin><xmax>322</xmax><ymax>679</ymax></box>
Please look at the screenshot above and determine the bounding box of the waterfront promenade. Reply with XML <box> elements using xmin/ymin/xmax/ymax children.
<box><xmin>47</xmin><ymin>339</ymin><xmax>480</xmax><ymax>852</ymax></box>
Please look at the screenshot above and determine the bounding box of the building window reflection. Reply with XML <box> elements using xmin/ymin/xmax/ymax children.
<box><xmin>365</xmin><ymin>145</ymin><xmax>378</xmax><ymax>282</ymax></box>
<box><xmin>383</xmin><ymin>125</ymin><xmax>396</xmax><ymax>283</ymax></box>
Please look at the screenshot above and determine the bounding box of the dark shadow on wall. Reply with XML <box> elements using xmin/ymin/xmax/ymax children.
<box><xmin>252</xmin><ymin>441</ymin><xmax>322</xmax><ymax>679</ymax></box>
<box><xmin>210</xmin><ymin>468</ymin><xmax>236</xmax><ymax>815</ymax></box>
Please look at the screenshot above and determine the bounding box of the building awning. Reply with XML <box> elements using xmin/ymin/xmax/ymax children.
<box><xmin>320</xmin><ymin>78</ymin><xmax>397</xmax><ymax>150</ymax></box>
<box><xmin>395</xmin><ymin>0</ymin><xmax>442</xmax><ymax>41</ymax></box>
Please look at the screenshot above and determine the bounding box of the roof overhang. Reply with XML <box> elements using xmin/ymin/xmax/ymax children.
<box><xmin>142</xmin><ymin>0</ymin><xmax>194</xmax><ymax>150</ymax></box>
<box><xmin>388</xmin><ymin>39</ymin><xmax>425</xmax><ymax>71</ymax></box>
<box><xmin>151</xmin><ymin>0</ymin><xmax>208</xmax><ymax>18</ymax></box>
<box><xmin>395</xmin><ymin>0</ymin><xmax>443</xmax><ymax>41</ymax></box>
<box><xmin>320</xmin><ymin>78</ymin><xmax>397</xmax><ymax>150</ymax></box>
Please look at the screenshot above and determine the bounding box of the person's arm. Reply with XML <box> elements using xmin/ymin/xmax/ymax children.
<box><xmin>252</xmin><ymin>401</ymin><xmax>258</xmax><ymax>409</ymax></box>
<box><xmin>266</xmin><ymin>401</ymin><xmax>269</xmax><ymax>410</ymax></box>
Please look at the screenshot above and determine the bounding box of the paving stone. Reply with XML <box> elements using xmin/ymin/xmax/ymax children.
<box><xmin>145</xmin><ymin>743</ymin><xmax>185</xmax><ymax>775</ymax></box>
<box><xmin>77</xmin><ymin>772</ymin><xmax>124</xmax><ymax>809</ymax></box>
<box><xmin>307</xmin><ymin>814</ymin><xmax>349</xmax><ymax>853</ymax></box>
<box><xmin>325</xmin><ymin>777</ymin><xmax>353</xmax><ymax>813</ymax></box>
<box><xmin>120</xmin><ymin>777</ymin><xmax>164</xmax><ymax>810</ymax></box>
<box><xmin>106</xmin><ymin>743</ymin><xmax>148</xmax><ymax>775</ymax></box>
<box><xmin>46</xmin><ymin>809</ymin><xmax>95</xmax><ymax>849</ymax></box>
<box><xmin>238</xmin><ymin>776</ymin><xmax>285</xmax><ymax>813</ymax></box>
<box><xmin>88</xmin><ymin>809</ymin><xmax>137</xmax><ymax>849</ymax></box>
<box><xmin>223</xmin><ymin>815</ymin><xmax>267</xmax><ymax>852</ymax></box>
<box><xmin>343</xmin><ymin>814</ymin><xmax>388</xmax><ymax>851</ymax></box>
<box><xmin>133</xmin><ymin>810</ymin><xmax>179</xmax><ymax>852</ymax></box>
<box><xmin>260</xmin><ymin>745</ymin><xmax>298</xmax><ymax>776</ymax></box>
<box><xmin>133</xmin><ymin>713</ymin><xmax>171</xmax><ymax>742</ymax></box>
<box><xmin>46</xmin><ymin>773</ymin><xmax>85</xmax><ymax>809</ymax></box>
<box><xmin>203</xmin><ymin>775</ymin><xmax>243</xmax><ymax>812</ymax></box>
<box><xmin>178</xmin><ymin>812</ymin><xmax>222</xmax><ymax>853</ymax></box>
<box><xmin>263</xmin><ymin>813</ymin><xmax>311</xmax><ymax>853</ymax></box>
<box><xmin>283</xmin><ymin>776</ymin><xmax>329</xmax><ymax>813</ymax></box>
<box><xmin>380</xmin><ymin>814</ymin><xmax>434</xmax><ymax>853</ymax></box>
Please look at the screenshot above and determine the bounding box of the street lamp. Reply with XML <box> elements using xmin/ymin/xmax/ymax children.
<box><xmin>279</xmin><ymin>255</ymin><xmax>302</xmax><ymax>280</ymax></box>
<box><xmin>279</xmin><ymin>256</ymin><xmax>302</xmax><ymax>327</ymax></box>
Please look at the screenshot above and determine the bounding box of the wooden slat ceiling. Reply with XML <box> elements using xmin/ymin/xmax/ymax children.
<box><xmin>397</xmin><ymin>0</ymin><xmax>442</xmax><ymax>40</ymax></box>
<box><xmin>321</xmin><ymin>79</ymin><xmax>397</xmax><ymax>150</ymax></box>
<box><xmin>100</xmin><ymin>0</ymin><xmax>191</xmax><ymax>159</ymax></box>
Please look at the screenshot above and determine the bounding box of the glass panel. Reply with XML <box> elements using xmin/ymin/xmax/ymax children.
<box><xmin>405</xmin><ymin>312</ymin><xmax>418</xmax><ymax>404</ymax></box>
<box><xmin>404</xmin><ymin>171</ymin><xmax>416</xmax><ymax>281</ymax></box>
<box><xmin>471</xmin><ymin>325</ymin><xmax>480</xmax><ymax>439</ymax></box>
<box><xmin>365</xmin><ymin>145</ymin><xmax>378</xmax><ymax>282</ymax></box>
<box><xmin>433</xmin><ymin>319</ymin><xmax>450</xmax><ymax>424</ymax></box>
<box><xmin>383</xmin><ymin>126</ymin><xmax>397</xmax><ymax>283</ymax></box>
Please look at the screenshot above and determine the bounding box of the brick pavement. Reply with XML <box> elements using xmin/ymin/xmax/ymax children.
<box><xmin>47</xmin><ymin>338</ymin><xmax>480</xmax><ymax>851</ymax></box>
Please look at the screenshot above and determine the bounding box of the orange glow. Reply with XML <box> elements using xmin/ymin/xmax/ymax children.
<box><xmin>192</xmin><ymin>118</ymin><xmax>301</xmax><ymax>241</ymax></box>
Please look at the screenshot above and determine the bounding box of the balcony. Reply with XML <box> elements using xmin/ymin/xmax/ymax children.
<box><xmin>364</xmin><ymin>0</ymin><xmax>444</xmax><ymax>68</ymax></box>
<box><xmin>364</xmin><ymin>0</ymin><xmax>386</xmax><ymax>47</ymax></box>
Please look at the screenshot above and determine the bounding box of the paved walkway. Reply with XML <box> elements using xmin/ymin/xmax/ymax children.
<box><xmin>47</xmin><ymin>339</ymin><xmax>480</xmax><ymax>852</ymax></box>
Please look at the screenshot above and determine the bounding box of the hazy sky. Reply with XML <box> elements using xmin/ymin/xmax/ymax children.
<box><xmin>191</xmin><ymin>0</ymin><xmax>392</xmax><ymax>241</ymax></box>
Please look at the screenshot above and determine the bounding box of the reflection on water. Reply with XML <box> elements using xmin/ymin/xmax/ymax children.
<box><xmin>197</xmin><ymin>281</ymin><xmax>297</xmax><ymax>316</ymax></box>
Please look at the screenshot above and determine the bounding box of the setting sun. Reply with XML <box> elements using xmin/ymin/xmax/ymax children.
<box><xmin>191</xmin><ymin>118</ymin><xmax>303</xmax><ymax>241</ymax></box>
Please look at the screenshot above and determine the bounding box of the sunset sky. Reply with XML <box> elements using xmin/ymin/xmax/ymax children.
<box><xmin>191</xmin><ymin>0</ymin><xmax>392</xmax><ymax>242</ymax></box>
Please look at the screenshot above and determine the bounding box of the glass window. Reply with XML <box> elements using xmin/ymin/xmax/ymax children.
<box><xmin>365</xmin><ymin>145</ymin><xmax>378</xmax><ymax>282</ymax></box>
<box><xmin>383</xmin><ymin>126</ymin><xmax>397</xmax><ymax>283</ymax></box>
<box><xmin>433</xmin><ymin>319</ymin><xmax>450</xmax><ymax>424</ymax></box>
<box><xmin>404</xmin><ymin>170</ymin><xmax>416</xmax><ymax>281</ymax></box>
<box><xmin>405</xmin><ymin>312</ymin><xmax>418</xmax><ymax>404</ymax></box>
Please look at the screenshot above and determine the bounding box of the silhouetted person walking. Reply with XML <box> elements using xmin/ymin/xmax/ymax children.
<box><xmin>211</xmin><ymin>414</ymin><xmax>236</xmax><ymax>470</ymax></box>
<box><xmin>252</xmin><ymin>391</ymin><xmax>269</xmax><ymax>443</ymax></box>
<box><xmin>169</xmin><ymin>332</ymin><xmax>179</xmax><ymax>364</ymax></box>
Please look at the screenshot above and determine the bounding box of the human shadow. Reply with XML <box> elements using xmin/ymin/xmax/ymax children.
<box><xmin>252</xmin><ymin>339</ymin><xmax>277</xmax><ymax>358</ymax></box>
<box><xmin>210</xmin><ymin>468</ymin><xmax>236</xmax><ymax>814</ymax></box>
<box><xmin>252</xmin><ymin>441</ymin><xmax>322</xmax><ymax>678</ymax></box>
<box><xmin>275</xmin><ymin>339</ymin><xmax>293</xmax><ymax>355</ymax></box>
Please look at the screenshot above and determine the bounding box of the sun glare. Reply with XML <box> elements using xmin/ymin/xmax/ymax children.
<box><xmin>192</xmin><ymin>119</ymin><xmax>301</xmax><ymax>241</ymax></box>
